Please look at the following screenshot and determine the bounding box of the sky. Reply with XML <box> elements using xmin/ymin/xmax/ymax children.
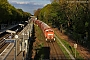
<box><xmin>8</xmin><ymin>0</ymin><xmax>51</xmax><ymax>15</ymax></box>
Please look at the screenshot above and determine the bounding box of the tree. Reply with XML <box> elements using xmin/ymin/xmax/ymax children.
<box><xmin>39</xmin><ymin>0</ymin><xmax>90</xmax><ymax>46</ymax></box>
<box><xmin>0</xmin><ymin>0</ymin><xmax>31</xmax><ymax>24</ymax></box>
<box><xmin>34</xmin><ymin>8</ymin><xmax>41</xmax><ymax>19</ymax></box>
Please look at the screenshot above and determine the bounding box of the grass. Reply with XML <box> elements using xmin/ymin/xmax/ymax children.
<box><xmin>35</xmin><ymin>24</ymin><xmax>83</xmax><ymax>59</ymax></box>
<box><xmin>34</xmin><ymin>25</ymin><xmax>46</xmax><ymax>60</ymax></box>
<box><xmin>55</xmin><ymin>32</ymin><xmax>83</xmax><ymax>59</ymax></box>
<box><xmin>35</xmin><ymin>25</ymin><xmax>45</xmax><ymax>41</ymax></box>
<box><xmin>56</xmin><ymin>37</ymin><xmax>71</xmax><ymax>59</ymax></box>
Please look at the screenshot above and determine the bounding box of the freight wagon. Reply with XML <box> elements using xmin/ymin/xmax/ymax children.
<box><xmin>32</xmin><ymin>19</ymin><xmax>55</xmax><ymax>42</ymax></box>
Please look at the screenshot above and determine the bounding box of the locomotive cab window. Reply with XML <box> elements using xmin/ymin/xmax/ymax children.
<box><xmin>49</xmin><ymin>30</ymin><xmax>53</xmax><ymax>32</ymax></box>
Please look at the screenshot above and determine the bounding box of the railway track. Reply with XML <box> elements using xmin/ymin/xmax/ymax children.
<box><xmin>0</xmin><ymin>33</ymin><xmax>15</xmax><ymax>51</ymax></box>
<box><xmin>0</xmin><ymin>21</ymin><xmax>31</xmax><ymax>54</ymax></box>
<box><xmin>0</xmin><ymin>25</ymin><xmax>22</xmax><ymax>54</ymax></box>
<box><xmin>0</xmin><ymin>33</ymin><xmax>11</xmax><ymax>53</ymax></box>
<box><xmin>46</xmin><ymin>42</ymin><xmax>66</xmax><ymax>60</ymax></box>
<box><xmin>34</xmin><ymin>24</ymin><xmax>67</xmax><ymax>60</ymax></box>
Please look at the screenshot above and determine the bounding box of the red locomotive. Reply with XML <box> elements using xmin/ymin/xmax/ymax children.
<box><xmin>32</xmin><ymin>19</ymin><xmax>55</xmax><ymax>42</ymax></box>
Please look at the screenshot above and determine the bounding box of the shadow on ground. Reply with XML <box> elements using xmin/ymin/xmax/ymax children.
<box><xmin>26</xmin><ymin>24</ymin><xmax>36</xmax><ymax>60</ymax></box>
<box><xmin>26</xmin><ymin>25</ymin><xmax>50</xmax><ymax>60</ymax></box>
<box><xmin>34</xmin><ymin>47</ymin><xmax>50</xmax><ymax>60</ymax></box>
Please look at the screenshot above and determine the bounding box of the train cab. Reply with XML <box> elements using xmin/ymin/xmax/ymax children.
<box><xmin>45</xmin><ymin>29</ymin><xmax>55</xmax><ymax>42</ymax></box>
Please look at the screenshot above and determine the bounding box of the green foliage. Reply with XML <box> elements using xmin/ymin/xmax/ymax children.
<box><xmin>34</xmin><ymin>9</ymin><xmax>41</xmax><ymax>19</ymax></box>
<box><xmin>37</xmin><ymin>0</ymin><xmax>90</xmax><ymax>46</ymax></box>
<box><xmin>0</xmin><ymin>0</ymin><xmax>31</xmax><ymax>24</ymax></box>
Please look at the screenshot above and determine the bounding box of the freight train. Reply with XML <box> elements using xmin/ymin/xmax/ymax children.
<box><xmin>32</xmin><ymin>19</ymin><xmax>55</xmax><ymax>42</ymax></box>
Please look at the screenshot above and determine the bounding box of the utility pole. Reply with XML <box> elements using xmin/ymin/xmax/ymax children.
<box><xmin>74</xmin><ymin>43</ymin><xmax>77</xmax><ymax>58</ymax></box>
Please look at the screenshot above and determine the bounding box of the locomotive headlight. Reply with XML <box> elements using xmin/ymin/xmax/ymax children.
<box><xmin>48</xmin><ymin>34</ymin><xmax>53</xmax><ymax>35</ymax></box>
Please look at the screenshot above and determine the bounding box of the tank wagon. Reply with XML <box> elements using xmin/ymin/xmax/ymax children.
<box><xmin>32</xmin><ymin>19</ymin><xmax>55</xmax><ymax>42</ymax></box>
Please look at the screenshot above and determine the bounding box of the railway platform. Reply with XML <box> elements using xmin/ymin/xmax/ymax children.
<box><xmin>0</xmin><ymin>24</ymin><xmax>19</xmax><ymax>34</ymax></box>
<box><xmin>0</xmin><ymin>38</ymin><xmax>26</xmax><ymax>60</ymax></box>
<box><xmin>3</xmin><ymin>25</ymin><xmax>30</xmax><ymax>60</ymax></box>
<box><xmin>6</xmin><ymin>44</ymin><xmax>24</xmax><ymax>60</ymax></box>
<box><xmin>0</xmin><ymin>24</ymin><xmax>26</xmax><ymax>60</ymax></box>
<box><xmin>0</xmin><ymin>20</ymin><xmax>33</xmax><ymax>60</ymax></box>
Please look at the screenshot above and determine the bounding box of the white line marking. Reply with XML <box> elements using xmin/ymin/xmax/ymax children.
<box><xmin>55</xmin><ymin>35</ymin><xmax>75</xmax><ymax>60</ymax></box>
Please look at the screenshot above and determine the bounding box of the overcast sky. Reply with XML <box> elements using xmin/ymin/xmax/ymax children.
<box><xmin>8</xmin><ymin>0</ymin><xmax>51</xmax><ymax>15</ymax></box>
